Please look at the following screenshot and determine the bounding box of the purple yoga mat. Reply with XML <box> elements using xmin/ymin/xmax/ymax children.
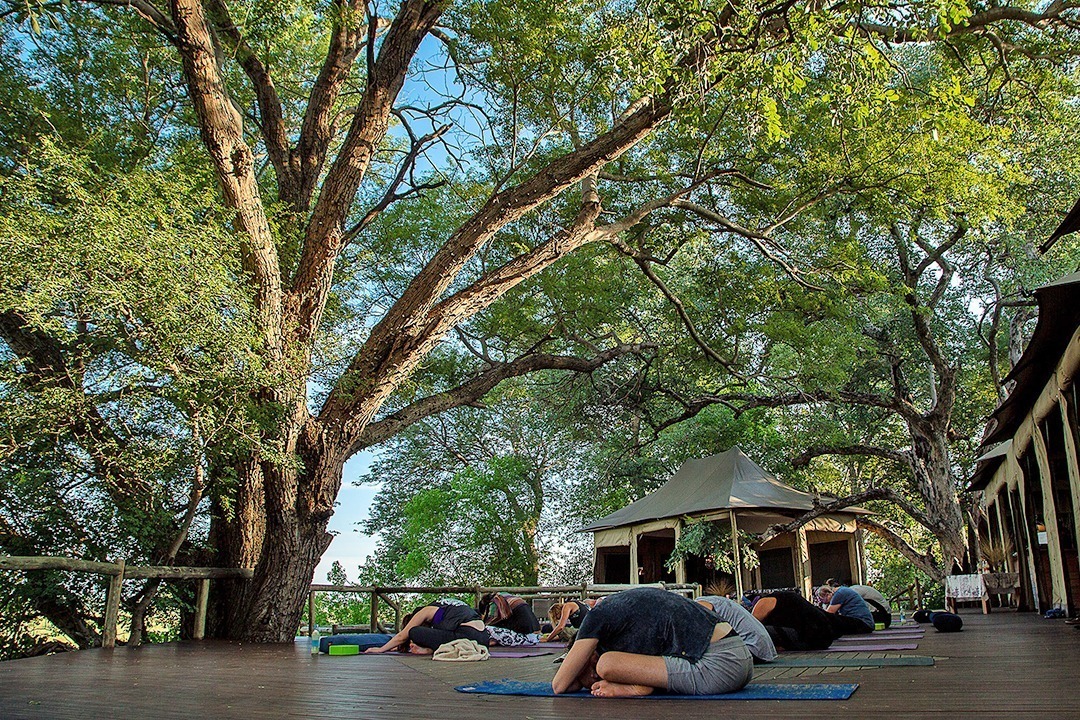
<box><xmin>488</xmin><ymin>649</ymin><xmax>554</xmax><ymax>658</ymax></box>
<box><xmin>873</xmin><ymin>628</ymin><xmax>925</xmax><ymax>635</ymax></box>
<box><xmin>834</xmin><ymin>634</ymin><xmax>923</xmax><ymax>642</ymax></box>
<box><xmin>822</xmin><ymin>642</ymin><xmax>919</xmax><ymax>652</ymax></box>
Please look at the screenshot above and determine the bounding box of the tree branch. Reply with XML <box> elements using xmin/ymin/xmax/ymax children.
<box><xmin>352</xmin><ymin>341</ymin><xmax>655</xmax><ymax>453</ymax></box>
<box><xmin>288</xmin><ymin>0</ymin><xmax>449</xmax><ymax>348</ymax></box>
<box><xmin>790</xmin><ymin>444</ymin><xmax>913</xmax><ymax>468</ymax></box>
<box><xmin>857</xmin><ymin>517</ymin><xmax>943</xmax><ymax>581</ymax></box>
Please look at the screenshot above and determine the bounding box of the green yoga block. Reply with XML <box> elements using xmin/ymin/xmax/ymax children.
<box><xmin>328</xmin><ymin>644</ymin><xmax>360</xmax><ymax>655</ymax></box>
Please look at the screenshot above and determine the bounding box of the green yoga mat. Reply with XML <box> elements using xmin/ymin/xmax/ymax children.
<box><xmin>763</xmin><ymin>656</ymin><xmax>934</xmax><ymax>667</ymax></box>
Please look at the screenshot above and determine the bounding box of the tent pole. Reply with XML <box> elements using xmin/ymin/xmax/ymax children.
<box><xmin>729</xmin><ymin>512</ymin><xmax>744</xmax><ymax>598</ymax></box>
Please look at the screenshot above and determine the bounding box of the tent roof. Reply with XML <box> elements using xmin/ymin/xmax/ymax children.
<box><xmin>579</xmin><ymin>447</ymin><xmax>871</xmax><ymax>533</ymax></box>
<box><xmin>979</xmin><ymin>272</ymin><xmax>1080</xmax><ymax>450</ymax></box>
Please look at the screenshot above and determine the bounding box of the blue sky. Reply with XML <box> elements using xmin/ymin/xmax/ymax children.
<box><xmin>313</xmin><ymin>451</ymin><xmax>379</xmax><ymax>582</ymax></box>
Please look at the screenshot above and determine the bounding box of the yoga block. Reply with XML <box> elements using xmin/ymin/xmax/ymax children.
<box><xmin>874</xmin><ymin>622</ymin><xmax>885</xmax><ymax>631</ymax></box>
<box><xmin>328</xmin><ymin>644</ymin><xmax>360</xmax><ymax>655</ymax></box>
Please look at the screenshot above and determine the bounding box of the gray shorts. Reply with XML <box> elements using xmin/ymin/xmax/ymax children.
<box><xmin>663</xmin><ymin>633</ymin><xmax>754</xmax><ymax>695</ymax></box>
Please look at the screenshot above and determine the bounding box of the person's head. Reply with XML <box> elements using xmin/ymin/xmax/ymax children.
<box><xmin>548</xmin><ymin>601</ymin><xmax>565</xmax><ymax>626</ymax></box>
<box><xmin>574</xmin><ymin>650</ymin><xmax>601</xmax><ymax>688</ymax></box>
<box><xmin>816</xmin><ymin>585</ymin><xmax>836</xmax><ymax>605</ymax></box>
<box><xmin>478</xmin><ymin>592</ymin><xmax>496</xmax><ymax>621</ymax></box>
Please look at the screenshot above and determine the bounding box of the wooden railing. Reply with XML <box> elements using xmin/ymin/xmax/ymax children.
<box><xmin>0</xmin><ymin>555</ymin><xmax>253</xmax><ymax>648</ymax></box>
<box><xmin>306</xmin><ymin>582</ymin><xmax>701</xmax><ymax>636</ymax></box>
<box><xmin>889</xmin><ymin>578</ymin><xmax>924</xmax><ymax>611</ymax></box>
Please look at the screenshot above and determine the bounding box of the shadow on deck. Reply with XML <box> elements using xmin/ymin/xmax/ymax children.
<box><xmin>2</xmin><ymin>611</ymin><xmax>1078</xmax><ymax>719</ymax></box>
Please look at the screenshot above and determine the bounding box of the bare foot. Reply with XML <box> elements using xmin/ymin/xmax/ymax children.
<box><xmin>407</xmin><ymin>644</ymin><xmax>433</xmax><ymax>655</ymax></box>
<box><xmin>590</xmin><ymin>681</ymin><xmax>654</xmax><ymax>698</ymax></box>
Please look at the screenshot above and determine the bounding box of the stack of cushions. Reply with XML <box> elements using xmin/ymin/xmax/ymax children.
<box><xmin>930</xmin><ymin>612</ymin><xmax>963</xmax><ymax>632</ymax></box>
<box><xmin>910</xmin><ymin>609</ymin><xmax>962</xmax><ymax>631</ymax></box>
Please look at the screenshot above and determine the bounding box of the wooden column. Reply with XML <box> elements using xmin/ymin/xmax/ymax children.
<box><xmin>846</xmin><ymin>535</ymin><xmax>860</xmax><ymax>585</ymax></box>
<box><xmin>729</xmin><ymin>512</ymin><xmax>744</xmax><ymax>598</ymax></box>
<box><xmin>856</xmin><ymin>527</ymin><xmax>868</xmax><ymax>584</ymax></box>
<box><xmin>993</xmin><ymin>496</ymin><xmax>1012</xmax><ymax>573</ymax></box>
<box><xmin>1060</xmin><ymin>392</ymin><xmax>1080</xmax><ymax>571</ymax></box>
<box><xmin>795</xmin><ymin>526</ymin><xmax>812</xmax><ymax>599</ymax></box>
<box><xmin>1013</xmin><ymin>454</ymin><xmax>1042</xmax><ymax>610</ymax></box>
<box><xmin>629</xmin><ymin>530</ymin><xmax>639</xmax><ymax>586</ymax></box>
<box><xmin>1032</xmin><ymin>418</ymin><xmax>1069</xmax><ymax>610</ymax></box>
<box><xmin>102</xmin><ymin>559</ymin><xmax>124</xmax><ymax>649</ymax></box>
<box><xmin>308</xmin><ymin>591</ymin><xmax>316</xmax><ymax>637</ymax></box>
<box><xmin>674</xmin><ymin>521</ymin><xmax>687</xmax><ymax>584</ymax></box>
<box><xmin>193</xmin><ymin>578</ymin><xmax>210</xmax><ymax>640</ymax></box>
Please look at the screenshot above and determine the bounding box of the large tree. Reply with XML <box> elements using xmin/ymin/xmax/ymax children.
<box><xmin>2</xmin><ymin>0</ymin><xmax>1078</xmax><ymax>642</ymax></box>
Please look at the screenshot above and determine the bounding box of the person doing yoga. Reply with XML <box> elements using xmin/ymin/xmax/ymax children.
<box><xmin>478</xmin><ymin>592</ymin><xmax>541</xmax><ymax>635</ymax></box>
<box><xmin>751</xmin><ymin>590</ymin><xmax>838</xmax><ymax>651</ymax></box>
<box><xmin>697</xmin><ymin>595</ymin><xmax>777</xmax><ymax>662</ymax></box>
<box><xmin>817</xmin><ymin>584</ymin><xmax>875</xmax><ymax>634</ymax></box>
<box><xmin>551</xmin><ymin>587</ymin><xmax>753</xmax><ymax>697</ymax></box>
<box><xmin>365</xmin><ymin>600</ymin><xmax>490</xmax><ymax>654</ymax></box>
<box><xmin>544</xmin><ymin>599</ymin><xmax>593</xmax><ymax>641</ymax></box>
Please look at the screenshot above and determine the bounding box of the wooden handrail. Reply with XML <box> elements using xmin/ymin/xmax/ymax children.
<box><xmin>1</xmin><ymin>555</ymin><xmax>253</xmax><ymax>647</ymax></box>
<box><xmin>305</xmin><ymin>581</ymin><xmax>701</xmax><ymax>635</ymax></box>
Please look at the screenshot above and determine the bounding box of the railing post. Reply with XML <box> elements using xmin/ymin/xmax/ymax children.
<box><xmin>193</xmin><ymin>578</ymin><xmax>210</xmax><ymax>640</ymax></box>
<box><xmin>308</xmin><ymin>590</ymin><xmax>316</xmax><ymax>638</ymax></box>
<box><xmin>371</xmin><ymin>589</ymin><xmax>380</xmax><ymax>633</ymax></box>
<box><xmin>102</xmin><ymin>559</ymin><xmax>124</xmax><ymax>649</ymax></box>
<box><xmin>580</xmin><ymin>582</ymin><xmax>587</xmax><ymax>601</ymax></box>
<box><xmin>914</xmin><ymin>576</ymin><xmax>923</xmax><ymax>610</ymax></box>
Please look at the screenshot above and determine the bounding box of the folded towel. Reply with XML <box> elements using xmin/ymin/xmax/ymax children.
<box><xmin>433</xmin><ymin>638</ymin><xmax>490</xmax><ymax>662</ymax></box>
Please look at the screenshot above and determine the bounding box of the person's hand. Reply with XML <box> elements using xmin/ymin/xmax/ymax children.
<box><xmin>364</xmin><ymin>647</ymin><xmax>385</xmax><ymax>654</ymax></box>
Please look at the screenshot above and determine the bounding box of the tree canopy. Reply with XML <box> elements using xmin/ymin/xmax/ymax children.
<box><xmin>1</xmin><ymin>0</ymin><xmax>1078</xmax><ymax>651</ymax></box>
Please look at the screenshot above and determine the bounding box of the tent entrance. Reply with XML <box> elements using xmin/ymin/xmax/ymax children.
<box><xmin>809</xmin><ymin>540</ymin><xmax>853</xmax><ymax>586</ymax></box>
<box><xmin>594</xmin><ymin>546</ymin><xmax>631</xmax><ymax>584</ymax></box>
<box><xmin>637</xmin><ymin>529</ymin><xmax>677</xmax><ymax>584</ymax></box>
<box><xmin>758</xmin><ymin>546</ymin><xmax>797</xmax><ymax>590</ymax></box>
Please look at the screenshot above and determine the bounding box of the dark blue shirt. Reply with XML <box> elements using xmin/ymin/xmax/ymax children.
<box><xmin>577</xmin><ymin>587</ymin><xmax>718</xmax><ymax>661</ymax></box>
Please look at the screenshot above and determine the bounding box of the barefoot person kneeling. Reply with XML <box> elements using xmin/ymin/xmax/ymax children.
<box><xmin>551</xmin><ymin>587</ymin><xmax>753</xmax><ymax>697</ymax></box>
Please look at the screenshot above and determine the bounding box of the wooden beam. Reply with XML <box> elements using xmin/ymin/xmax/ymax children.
<box><xmin>795</xmin><ymin>527</ymin><xmax>812</xmax><ymax>599</ymax></box>
<box><xmin>1031</xmin><ymin>417</ymin><xmax>1069</xmax><ymax>610</ymax></box>
<box><xmin>123</xmin><ymin>566</ymin><xmax>254</xmax><ymax>580</ymax></box>
<box><xmin>0</xmin><ymin>556</ymin><xmax>121</xmax><ymax>575</ymax></box>
<box><xmin>1060</xmin><ymin>391</ymin><xmax>1080</xmax><ymax>591</ymax></box>
<box><xmin>193</xmin><ymin>579</ymin><xmax>210</xmax><ymax>640</ymax></box>
<box><xmin>729</xmin><ymin>512</ymin><xmax>744</xmax><ymax>598</ymax></box>
<box><xmin>102</xmin><ymin>559</ymin><xmax>124</xmax><ymax>649</ymax></box>
<box><xmin>1011</xmin><ymin>451</ymin><xmax>1042</xmax><ymax>611</ymax></box>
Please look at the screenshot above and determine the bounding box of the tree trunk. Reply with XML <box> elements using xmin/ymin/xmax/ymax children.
<box><xmin>207</xmin><ymin>435</ymin><xmax>342</xmax><ymax>641</ymax></box>
<box><xmin>908</xmin><ymin>418</ymin><xmax>967</xmax><ymax>569</ymax></box>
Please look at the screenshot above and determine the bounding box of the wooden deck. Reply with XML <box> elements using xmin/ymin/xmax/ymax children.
<box><xmin>1</xmin><ymin>611</ymin><xmax>1078</xmax><ymax>719</ymax></box>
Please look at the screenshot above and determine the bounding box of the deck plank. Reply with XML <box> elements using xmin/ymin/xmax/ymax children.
<box><xmin>1</xmin><ymin>612</ymin><xmax>1078</xmax><ymax>719</ymax></box>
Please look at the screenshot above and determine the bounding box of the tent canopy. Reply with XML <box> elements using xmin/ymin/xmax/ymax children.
<box><xmin>579</xmin><ymin>447</ymin><xmax>871</xmax><ymax>533</ymax></box>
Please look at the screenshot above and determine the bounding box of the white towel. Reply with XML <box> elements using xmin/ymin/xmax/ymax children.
<box><xmin>432</xmin><ymin>638</ymin><xmax>490</xmax><ymax>662</ymax></box>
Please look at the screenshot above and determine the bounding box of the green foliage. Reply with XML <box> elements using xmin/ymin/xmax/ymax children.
<box><xmin>666</xmin><ymin>519</ymin><xmax>760</xmax><ymax>574</ymax></box>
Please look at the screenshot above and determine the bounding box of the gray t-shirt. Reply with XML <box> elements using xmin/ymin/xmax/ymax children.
<box><xmin>698</xmin><ymin>595</ymin><xmax>778</xmax><ymax>662</ymax></box>
<box><xmin>850</xmin><ymin>585</ymin><xmax>890</xmax><ymax>611</ymax></box>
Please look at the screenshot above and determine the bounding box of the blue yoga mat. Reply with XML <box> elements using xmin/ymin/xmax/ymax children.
<box><xmin>764</xmin><ymin>656</ymin><xmax>933</xmax><ymax>667</ymax></box>
<box><xmin>319</xmin><ymin>633</ymin><xmax>392</xmax><ymax>654</ymax></box>
<box><xmin>455</xmin><ymin>679</ymin><xmax>858</xmax><ymax>700</ymax></box>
